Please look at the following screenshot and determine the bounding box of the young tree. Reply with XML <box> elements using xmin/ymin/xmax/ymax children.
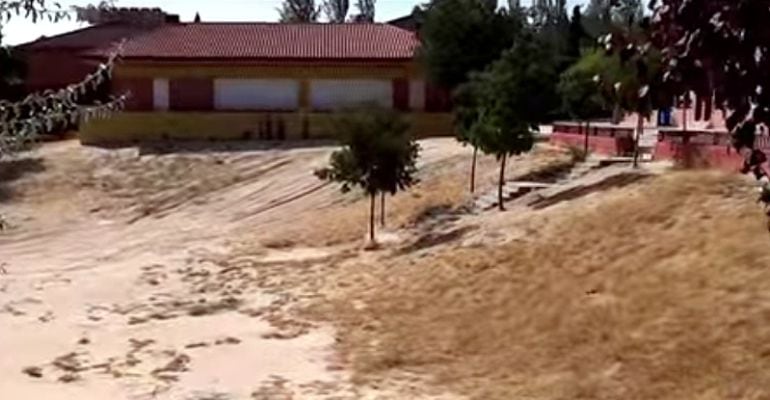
<box><xmin>420</xmin><ymin>0</ymin><xmax>523</xmax><ymax>193</ymax></box>
<box><xmin>452</xmin><ymin>81</ymin><xmax>484</xmax><ymax>193</ymax></box>
<box><xmin>461</xmin><ymin>33</ymin><xmax>558</xmax><ymax>210</ymax></box>
<box><xmin>558</xmin><ymin>50</ymin><xmax>611</xmax><ymax>153</ymax></box>
<box><xmin>322</xmin><ymin>0</ymin><xmax>348</xmax><ymax>23</ymax></box>
<box><xmin>350</xmin><ymin>0</ymin><xmax>374</xmax><ymax>23</ymax></box>
<box><xmin>278</xmin><ymin>0</ymin><xmax>319</xmax><ymax>22</ymax></box>
<box><xmin>315</xmin><ymin>108</ymin><xmax>419</xmax><ymax>242</ymax></box>
<box><xmin>601</xmin><ymin>15</ymin><xmax>664</xmax><ymax>167</ymax></box>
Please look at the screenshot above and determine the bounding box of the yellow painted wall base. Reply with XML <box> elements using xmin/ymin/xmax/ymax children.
<box><xmin>79</xmin><ymin>112</ymin><xmax>454</xmax><ymax>144</ymax></box>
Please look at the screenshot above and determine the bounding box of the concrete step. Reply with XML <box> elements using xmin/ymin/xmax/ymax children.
<box><xmin>476</xmin><ymin>181</ymin><xmax>559</xmax><ymax>210</ymax></box>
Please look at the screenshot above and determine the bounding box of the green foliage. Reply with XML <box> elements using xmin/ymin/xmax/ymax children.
<box><xmin>557</xmin><ymin>50</ymin><xmax>610</xmax><ymax>121</ymax></box>
<box><xmin>419</xmin><ymin>0</ymin><xmax>523</xmax><ymax>88</ymax></box>
<box><xmin>350</xmin><ymin>0</ymin><xmax>374</xmax><ymax>22</ymax></box>
<box><xmin>601</xmin><ymin>31</ymin><xmax>663</xmax><ymax>117</ymax></box>
<box><xmin>278</xmin><ymin>0</ymin><xmax>319</xmax><ymax>22</ymax></box>
<box><xmin>0</xmin><ymin>44</ymin><xmax>25</xmax><ymax>101</ymax></box>
<box><xmin>451</xmin><ymin>82</ymin><xmax>482</xmax><ymax>148</ymax></box>
<box><xmin>583</xmin><ymin>0</ymin><xmax>644</xmax><ymax>39</ymax></box>
<box><xmin>315</xmin><ymin>108</ymin><xmax>419</xmax><ymax>240</ymax></box>
<box><xmin>459</xmin><ymin>32</ymin><xmax>561</xmax><ymax>159</ymax></box>
<box><xmin>316</xmin><ymin>108</ymin><xmax>419</xmax><ymax>196</ymax></box>
<box><xmin>322</xmin><ymin>0</ymin><xmax>348</xmax><ymax>23</ymax></box>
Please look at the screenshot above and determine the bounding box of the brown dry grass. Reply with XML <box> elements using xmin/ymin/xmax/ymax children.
<box><xmin>260</xmin><ymin>146</ymin><xmax>572</xmax><ymax>247</ymax></box>
<box><xmin>328</xmin><ymin>171</ymin><xmax>770</xmax><ymax>399</ymax></box>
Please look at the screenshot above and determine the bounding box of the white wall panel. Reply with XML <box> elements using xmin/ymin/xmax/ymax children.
<box><xmin>153</xmin><ymin>78</ymin><xmax>169</xmax><ymax>111</ymax></box>
<box><xmin>310</xmin><ymin>79</ymin><xmax>392</xmax><ymax>111</ymax></box>
<box><xmin>409</xmin><ymin>79</ymin><xmax>425</xmax><ymax>111</ymax></box>
<box><xmin>214</xmin><ymin>79</ymin><xmax>299</xmax><ymax>110</ymax></box>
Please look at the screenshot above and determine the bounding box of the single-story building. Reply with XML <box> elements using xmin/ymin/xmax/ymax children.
<box><xmin>78</xmin><ymin>22</ymin><xmax>453</xmax><ymax>143</ymax></box>
<box><xmin>17</xmin><ymin>8</ymin><xmax>178</xmax><ymax>93</ymax></box>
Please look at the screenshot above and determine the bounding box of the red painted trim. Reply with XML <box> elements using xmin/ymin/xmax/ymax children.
<box><xmin>113</xmin><ymin>77</ymin><xmax>153</xmax><ymax>111</ymax></box>
<box><xmin>169</xmin><ymin>78</ymin><xmax>214</xmax><ymax>111</ymax></box>
<box><xmin>392</xmin><ymin>78</ymin><xmax>409</xmax><ymax>111</ymax></box>
<box><xmin>550</xmin><ymin>132</ymin><xmax>634</xmax><ymax>157</ymax></box>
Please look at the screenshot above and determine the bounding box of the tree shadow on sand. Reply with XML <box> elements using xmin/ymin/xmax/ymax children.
<box><xmin>0</xmin><ymin>157</ymin><xmax>46</xmax><ymax>202</ymax></box>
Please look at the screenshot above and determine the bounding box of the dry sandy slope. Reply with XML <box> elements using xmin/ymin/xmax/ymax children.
<box><xmin>0</xmin><ymin>138</ymin><xmax>569</xmax><ymax>399</ymax></box>
<box><xmin>310</xmin><ymin>171</ymin><xmax>770</xmax><ymax>400</ymax></box>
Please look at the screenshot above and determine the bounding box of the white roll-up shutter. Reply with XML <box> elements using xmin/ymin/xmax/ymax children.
<box><xmin>409</xmin><ymin>80</ymin><xmax>425</xmax><ymax>111</ymax></box>
<box><xmin>153</xmin><ymin>78</ymin><xmax>169</xmax><ymax>111</ymax></box>
<box><xmin>310</xmin><ymin>79</ymin><xmax>393</xmax><ymax>111</ymax></box>
<box><xmin>214</xmin><ymin>79</ymin><xmax>299</xmax><ymax>111</ymax></box>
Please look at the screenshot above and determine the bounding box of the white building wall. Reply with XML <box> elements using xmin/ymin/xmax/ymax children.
<box><xmin>214</xmin><ymin>79</ymin><xmax>300</xmax><ymax>111</ymax></box>
<box><xmin>309</xmin><ymin>79</ymin><xmax>393</xmax><ymax>111</ymax></box>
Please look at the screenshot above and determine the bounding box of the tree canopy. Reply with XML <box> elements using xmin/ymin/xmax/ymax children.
<box><xmin>558</xmin><ymin>50</ymin><xmax>610</xmax><ymax>123</ymax></box>
<box><xmin>419</xmin><ymin>0</ymin><xmax>523</xmax><ymax>89</ymax></box>
<box><xmin>350</xmin><ymin>0</ymin><xmax>375</xmax><ymax>22</ymax></box>
<box><xmin>457</xmin><ymin>32</ymin><xmax>559</xmax><ymax>209</ymax></box>
<box><xmin>322</xmin><ymin>0</ymin><xmax>348</xmax><ymax>23</ymax></box>
<box><xmin>278</xmin><ymin>0</ymin><xmax>320</xmax><ymax>22</ymax></box>
<box><xmin>640</xmin><ymin>0</ymin><xmax>770</xmax><ymax>155</ymax></box>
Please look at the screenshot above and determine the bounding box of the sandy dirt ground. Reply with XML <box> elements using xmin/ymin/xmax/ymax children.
<box><xmin>6</xmin><ymin>138</ymin><xmax>767</xmax><ymax>400</ymax></box>
<box><xmin>1</xmin><ymin>138</ymin><xmax>571</xmax><ymax>399</ymax></box>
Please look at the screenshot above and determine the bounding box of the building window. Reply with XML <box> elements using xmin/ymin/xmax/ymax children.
<box><xmin>153</xmin><ymin>78</ymin><xmax>169</xmax><ymax>111</ymax></box>
<box><xmin>310</xmin><ymin>79</ymin><xmax>393</xmax><ymax>111</ymax></box>
<box><xmin>214</xmin><ymin>79</ymin><xmax>300</xmax><ymax>111</ymax></box>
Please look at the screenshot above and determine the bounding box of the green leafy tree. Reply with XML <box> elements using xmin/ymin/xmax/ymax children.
<box><xmin>452</xmin><ymin>83</ymin><xmax>484</xmax><ymax>193</ymax></box>
<box><xmin>0</xmin><ymin>37</ymin><xmax>25</xmax><ymax>102</ymax></box>
<box><xmin>420</xmin><ymin>0</ymin><xmax>523</xmax><ymax>193</ymax></box>
<box><xmin>278</xmin><ymin>0</ymin><xmax>319</xmax><ymax>22</ymax></box>
<box><xmin>583</xmin><ymin>0</ymin><xmax>644</xmax><ymax>39</ymax></box>
<box><xmin>350</xmin><ymin>0</ymin><xmax>374</xmax><ymax>22</ymax></box>
<box><xmin>315</xmin><ymin>108</ymin><xmax>419</xmax><ymax>242</ymax></box>
<box><xmin>643</xmin><ymin>0</ymin><xmax>770</xmax><ymax>176</ymax></box>
<box><xmin>557</xmin><ymin>50</ymin><xmax>611</xmax><ymax>153</ymax></box>
<box><xmin>601</xmin><ymin>20</ymin><xmax>663</xmax><ymax>167</ymax></box>
<box><xmin>322</xmin><ymin>0</ymin><xmax>348</xmax><ymax>23</ymax></box>
<box><xmin>461</xmin><ymin>33</ymin><xmax>559</xmax><ymax>210</ymax></box>
<box><xmin>419</xmin><ymin>0</ymin><xmax>523</xmax><ymax>89</ymax></box>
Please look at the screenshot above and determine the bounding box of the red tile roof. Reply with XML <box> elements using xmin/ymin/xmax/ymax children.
<box><xmin>18</xmin><ymin>23</ymin><xmax>154</xmax><ymax>51</ymax></box>
<box><xmin>109</xmin><ymin>23</ymin><xmax>420</xmax><ymax>61</ymax></box>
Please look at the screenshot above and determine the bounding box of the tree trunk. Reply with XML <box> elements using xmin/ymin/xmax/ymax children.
<box><xmin>369</xmin><ymin>192</ymin><xmax>376</xmax><ymax>242</ymax></box>
<box><xmin>470</xmin><ymin>146</ymin><xmax>478</xmax><ymax>193</ymax></box>
<box><xmin>583</xmin><ymin>120</ymin><xmax>590</xmax><ymax>155</ymax></box>
<box><xmin>612</xmin><ymin>104</ymin><xmax>622</xmax><ymax>124</ymax></box>
<box><xmin>380</xmin><ymin>192</ymin><xmax>386</xmax><ymax>227</ymax></box>
<box><xmin>682</xmin><ymin>101</ymin><xmax>688</xmax><ymax>132</ymax></box>
<box><xmin>498</xmin><ymin>153</ymin><xmax>507</xmax><ymax>211</ymax></box>
<box><xmin>633</xmin><ymin>113</ymin><xmax>643</xmax><ymax>168</ymax></box>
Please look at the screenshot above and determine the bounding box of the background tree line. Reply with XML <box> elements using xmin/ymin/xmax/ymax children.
<box><xmin>279</xmin><ymin>0</ymin><xmax>375</xmax><ymax>23</ymax></box>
